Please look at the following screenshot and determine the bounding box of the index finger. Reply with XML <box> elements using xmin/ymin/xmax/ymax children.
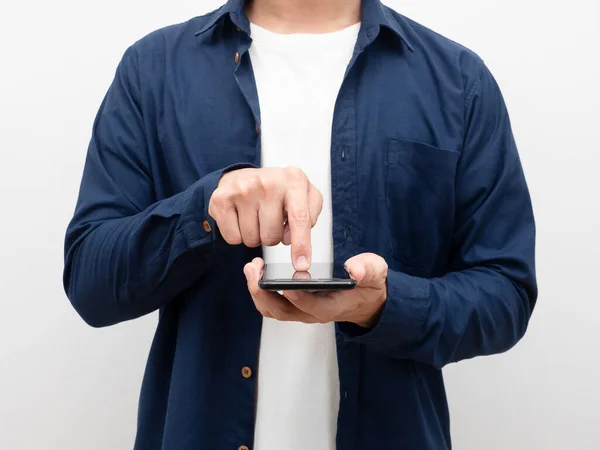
<box><xmin>284</xmin><ymin>186</ymin><xmax>312</xmax><ymax>271</ymax></box>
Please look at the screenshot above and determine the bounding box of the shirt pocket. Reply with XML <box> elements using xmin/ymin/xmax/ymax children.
<box><xmin>386</xmin><ymin>138</ymin><xmax>460</xmax><ymax>275</ymax></box>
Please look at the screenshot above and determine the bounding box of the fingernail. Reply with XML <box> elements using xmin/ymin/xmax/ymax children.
<box><xmin>344</xmin><ymin>263</ymin><xmax>356</xmax><ymax>280</ymax></box>
<box><xmin>296</xmin><ymin>256</ymin><xmax>309</xmax><ymax>271</ymax></box>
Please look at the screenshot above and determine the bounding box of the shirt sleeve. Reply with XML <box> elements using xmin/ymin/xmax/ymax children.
<box><xmin>338</xmin><ymin>60</ymin><xmax>538</xmax><ymax>368</ymax></box>
<box><xmin>63</xmin><ymin>47</ymin><xmax>252</xmax><ymax>328</ymax></box>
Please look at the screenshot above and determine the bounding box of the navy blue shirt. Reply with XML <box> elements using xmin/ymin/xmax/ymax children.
<box><xmin>63</xmin><ymin>0</ymin><xmax>537</xmax><ymax>448</ymax></box>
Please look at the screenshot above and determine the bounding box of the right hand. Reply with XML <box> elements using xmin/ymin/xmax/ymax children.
<box><xmin>208</xmin><ymin>167</ymin><xmax>323</xmax><ymax>271</ymax></box>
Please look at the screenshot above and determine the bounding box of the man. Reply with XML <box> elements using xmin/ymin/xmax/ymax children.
<box><xmin>63</xmin><ymin>0</ymin><xmax>537</xmax><ymax>448</ymax></box>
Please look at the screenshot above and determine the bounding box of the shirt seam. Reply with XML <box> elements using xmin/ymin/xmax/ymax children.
<box><xmin>119</xmin><ymin>226</ymin><xmax>187</xmax><ymax>292</ymax></box>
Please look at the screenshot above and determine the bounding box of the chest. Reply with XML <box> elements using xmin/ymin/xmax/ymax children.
<box><xmin>147</xmin><ymin>42</ymin><xmax>464</xmax><ymax>275</ymax></box>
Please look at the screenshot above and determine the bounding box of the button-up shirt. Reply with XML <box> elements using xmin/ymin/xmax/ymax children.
<box><xmin>63</xmin><ymin>0</ymin><xmax>537</xmax><ymax>449</ymax></box>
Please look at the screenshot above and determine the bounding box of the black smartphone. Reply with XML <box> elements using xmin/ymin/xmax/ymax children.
<box><xmin>258</xmin><ymin>263</ymin><xmax>357</xmax><ymax>291</ymax></box>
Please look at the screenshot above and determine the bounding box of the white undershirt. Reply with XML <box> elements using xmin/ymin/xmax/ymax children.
<box><xmin>250</xmin><ymin>22</ymin><xmax>360</xmax><ymax>450</ymax></box>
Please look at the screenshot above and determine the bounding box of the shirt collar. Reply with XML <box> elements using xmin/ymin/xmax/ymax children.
<box><xmin>194</xmin><ymin>0</ymin><xmax>414</xmax><ymax>52</ymax></box>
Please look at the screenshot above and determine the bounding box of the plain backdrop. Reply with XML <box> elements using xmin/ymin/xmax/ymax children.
<box><xmin>1</xmin><ymin>1</ymin><xmax>599</xmax><ymax>449</ymax></box>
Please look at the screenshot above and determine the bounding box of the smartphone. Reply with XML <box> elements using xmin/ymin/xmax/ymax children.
<box><xmin>258</xmin><ymin>263</ymin><xmax>357</xmax><ymax>291</ymax></box>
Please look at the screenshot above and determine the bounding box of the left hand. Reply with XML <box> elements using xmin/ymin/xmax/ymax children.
<box><xmin>243</xmin><ymin>253</ymin><xmax>388</xmax><ymax>328</ymax></box>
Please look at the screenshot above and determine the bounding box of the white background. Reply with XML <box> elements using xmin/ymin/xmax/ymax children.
<box><xmin>0</xmin><ymin>0</ymin><xmax>599</xmax><ymax>449</ymax></box>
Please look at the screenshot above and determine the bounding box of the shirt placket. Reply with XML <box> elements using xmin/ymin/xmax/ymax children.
<box><xmin>228</xmin><ymin>14</ymin><xmax>264</xmax><ymax>450</ymax></box>
<box><xmin>334</xmin><ymin>26</ymin><xmax>380</xmax><ymax>450</ymax></box>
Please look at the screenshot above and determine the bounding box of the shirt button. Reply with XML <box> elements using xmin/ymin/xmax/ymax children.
<box><xmin>239</xmin><ymin>446</ymin><xmax>249</xmax><ymax>450</ymax></box>
<box><xmin>241</xmin><ymin>366</ymin><xmax>253</xmax><ymax>379</ymax></box>
<box><xmin>202</xmin><ymin>220</ymin><xmax>212</xmax><ymax>233</ymax></box>
<box><xmin>234</xmin><ymin>52</ymin><xmax>240</xmax><ymax>63</ymax></box>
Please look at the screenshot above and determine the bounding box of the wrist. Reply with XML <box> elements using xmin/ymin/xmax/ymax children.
<box><xmin>355</xmin><ymin>289</ymin><xmax>387</xmax><ymax>329</ymax></box>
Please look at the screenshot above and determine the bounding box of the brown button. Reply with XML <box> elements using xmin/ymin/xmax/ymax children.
<box><xmin>234</xmin><ymin>52</ymin><xmax>240</xmax><ymax>63</ymax></box>
<box><xmin>236</xmin><ymin>27</ymin><xmax>241</xmax><ymax>32</ymax></box>
<box><xmin>241</xmin><ymin>366</ymin><xmax>252</xmax><ymax>379</ymax></box>
<box><xmin>238</xmin><ymin>446</ymin><xmax>249</xmax><ymax>450</ymax></box>
<box><xmin>202</xmin><ymin>220</ymin><xmax>212</xmax><ymax>233</ymax></box>
<box><xmin>255</xmin><ymin>123</ymin><xmax>260</xmax><ymax>134</ymax></box>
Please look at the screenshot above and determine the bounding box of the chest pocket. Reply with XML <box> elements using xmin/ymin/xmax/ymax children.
<box><xmin>386</xmin><ymin>138</ymin><xmax>460</xmax><ymax>275</ymax></box>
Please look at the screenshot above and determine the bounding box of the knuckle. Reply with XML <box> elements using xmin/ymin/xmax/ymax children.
<box><xmin>235</xmin><ymin>179</ymin><xmax>254</xmax><ymax>197</ymax></box>
<box><xmin>285</xmin><ymin>166</ymin><xmax>306</xmax><ymax>182</ymax></box>
<box><xmin>209</xmin><ymin>191</ymin><xmax>228</xmax><ymax>211</ymax></box>
<box><xmin>257</xmin><ymin>174</ymin><xmax>273</xmax><ymax>192</ymax></box>
<box><xmin>289</xmin><ymin>209</ymin><xmax>311</xmax><ymax>226</ymax></box>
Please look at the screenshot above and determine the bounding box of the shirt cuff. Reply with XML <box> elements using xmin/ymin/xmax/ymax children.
<box><xmin>337</xmin><ymin>269</ymin><xmax>432</xmax><ymax>352</ymax></box>
<box><xmin>181</xmin><ymin>163</ymin><xmax>257</xmax><ymax>250</ymax></box>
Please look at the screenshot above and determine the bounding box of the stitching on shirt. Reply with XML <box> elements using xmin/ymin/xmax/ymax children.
<box><xmin>459</xmin><ymin>62</ymin><xmax>484</xmax><ymax>154</ymax></box>
<box><xmin>464</xmin><ymin>65</ymin><xmax>483</xmax><ymax>122</ymax></box>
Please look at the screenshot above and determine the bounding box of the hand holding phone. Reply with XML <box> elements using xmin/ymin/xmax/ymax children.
<box><xmin>244</xmin><ymin>254</ymin><xmax>388</xmax><ymax>328</ymax></box>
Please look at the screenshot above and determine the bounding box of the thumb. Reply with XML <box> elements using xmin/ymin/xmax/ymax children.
<box><xmin>244</xmin><ymin>258</ymin><xmax>265</xmax><ymax>282</ymax></box>
<box><xmin>344</xmin><ymin>253</ymin><xmax>388</xmax><ymax>288</ymax></box>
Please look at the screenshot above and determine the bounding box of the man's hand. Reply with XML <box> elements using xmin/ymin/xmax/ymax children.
<box><xmin>244</xmin><ymin>253</ymin><xmax>389</xmax><ymax>328</ymax></box>
<box><xmin>209</xmin><ymin>167</ymin><xmax>323</xmax><ymax>271</ymax></box>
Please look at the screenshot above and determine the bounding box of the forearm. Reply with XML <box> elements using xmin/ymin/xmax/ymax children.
<box><xmin>64</xmin><ymin>168</ymin><xmax>232</xmax><ymax>327</ymax></box>
<box><xmin>339</xmin><ymin>264</ymin><xmax>534</xmax><ymax>368</ymax></box>
<box><xmin>340</xmin><ymin>57</ymin><xmax>538</xmax><ymax>366</ymax></box>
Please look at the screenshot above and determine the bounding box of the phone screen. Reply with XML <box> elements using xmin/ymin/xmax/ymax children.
<box><xmin>259</xmin><ymin>263</ymin><xmax>356</xmax><ymax>291</ymax></box>
<box><xmin>263</xmin><ymin>263</ymin><xmax>352</xmax><ymax>280</ymax></box>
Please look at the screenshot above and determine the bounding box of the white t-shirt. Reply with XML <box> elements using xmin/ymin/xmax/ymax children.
<box><xmin>250</xmin><ymin>22</ymin><xmax>360</xmax><ymax>450</ymax></box>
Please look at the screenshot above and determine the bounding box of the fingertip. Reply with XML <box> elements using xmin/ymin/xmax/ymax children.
<box><xmin>243</xmin><ymin>263</ymin><xmax>254</xmax><ymax>280</ymax></box>
<box><xmin>245</xmin><ymin>260</ymin><xmax>264</xmax><ymax>281</ymax></box>
<box><xmin>296</xmin><ymin>256</ymin><xmax>310</xmax><ymax>271</ymax></box>
<box><xmin>344</xmin><ymin>263</ymin><xmax>356</xmax><ymax>281</ymax></box>
<box><xmin>344</xmin><ymin>254</ymin><xmax>360</xmax><ymax>270</ymax></box>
